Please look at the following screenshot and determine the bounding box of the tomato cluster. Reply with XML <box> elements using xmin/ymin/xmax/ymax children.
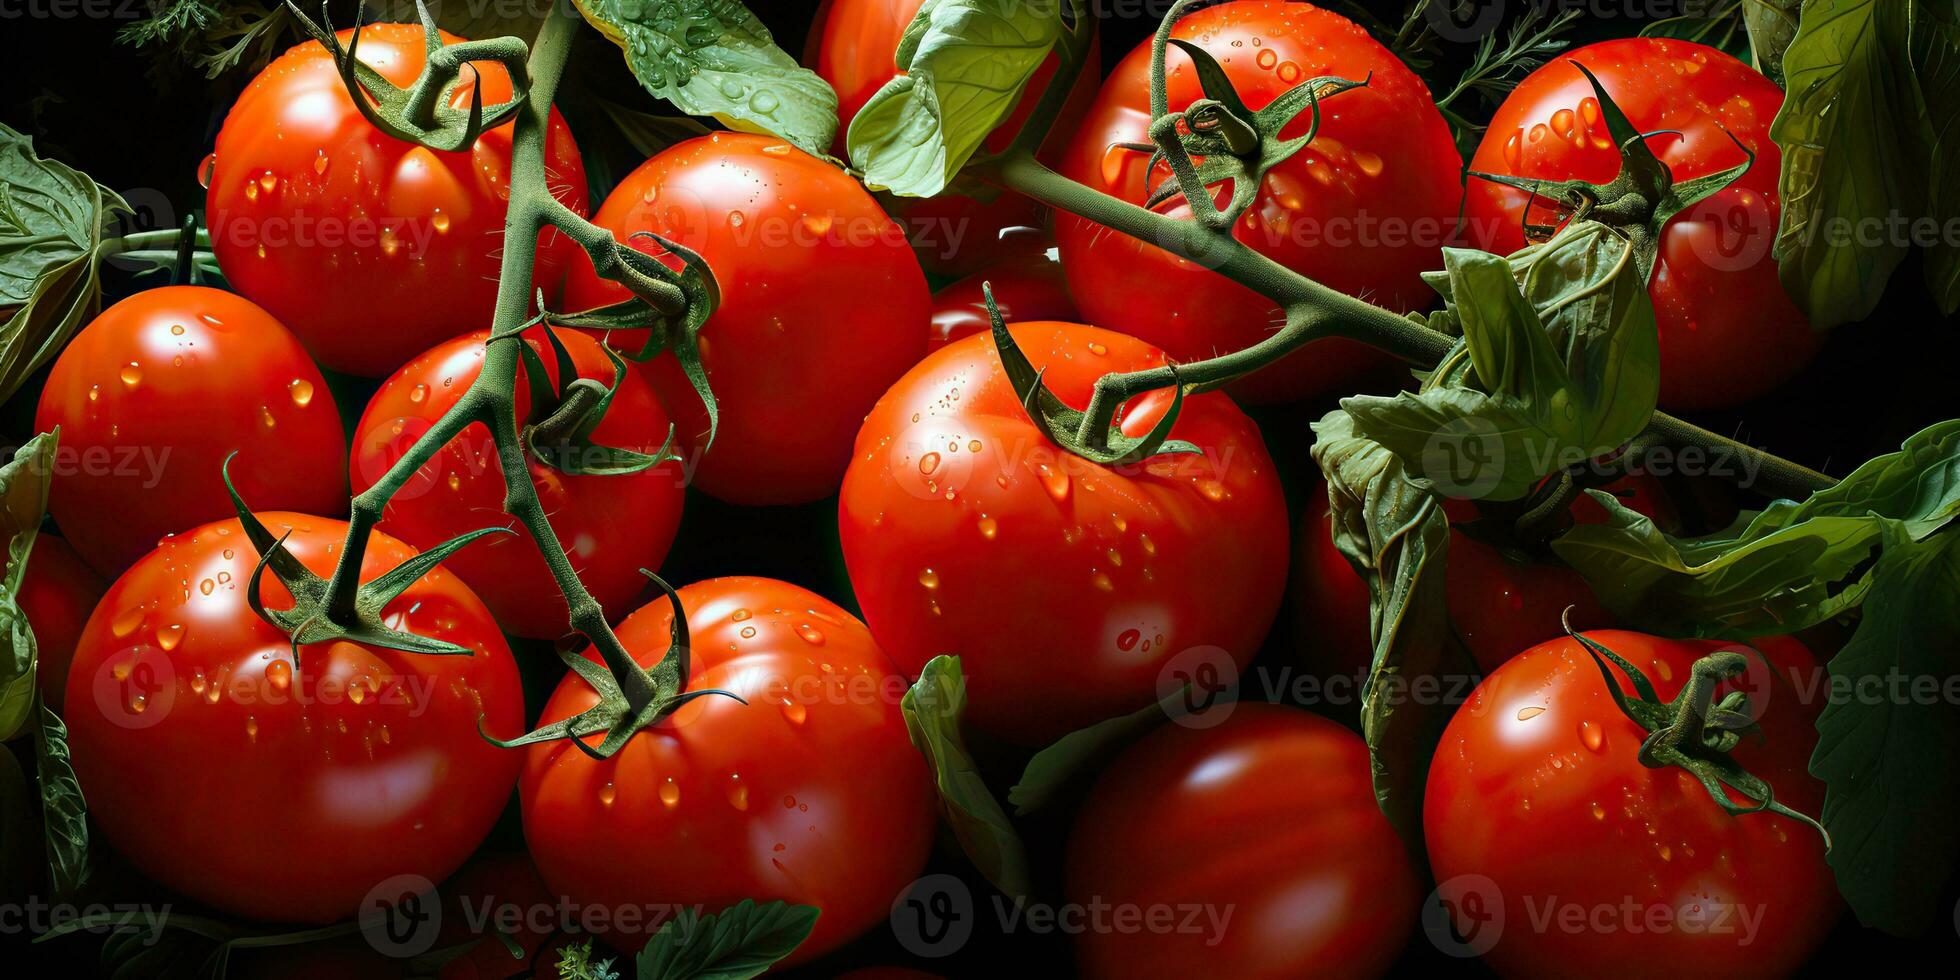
<box><xmin>3</xmin><ymin>3</ymin><xmax>1856</xmax><ymax>978</ymax></box>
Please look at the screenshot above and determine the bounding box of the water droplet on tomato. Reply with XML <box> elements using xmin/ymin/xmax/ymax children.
<box><xmin>119</xmin><ymin>362</ymin><xmax>143</xmax><ymax>387</ymax></box>
<box><xmin>157</xmin><ymin>623</ymin><xmax>185</xmax><ymax>651</ymax></box>
<box><xmin>725</xmin><ymin>774</ymin><xmax>749</xmax><ymax>810</ymax></box>
<box><xmin>196</xmin><ymin>153</ymin><xmax>216</xmax><ymax>188</ymax></box>
<box><xmin>918</xmin><ymin>568</ymin><xmax>940</xmax><ymax>590</ymax></box>
<box><xmin>977</xmin><ymin>515</ymin><xmax>998</xmax><ymax>540</ymax></box>
<box><xmin>289</xmin><ymin>379</ymin><xmax>315</xmax><ymax>406</ymax></box>
<box><xmin>1516</xmin><ymin>705</ymin><xmax>1546</xmax><ymax>721</ymax></box>
<box><xmin>659</xmin><ymin>778</ymin><xmax>681</xmax><ymax>809</ymax></box>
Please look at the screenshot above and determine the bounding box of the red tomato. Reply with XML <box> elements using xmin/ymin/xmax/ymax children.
<box><xmin>1068</xmin><ymin>703</ymin><xmax>1417</xmax><ymax>979</ymax></box>
<box><xmin>64</xmin><ymin>513</ymin><xmax>523</xmax><ymax>923</ymax></box>
<box><xmin>11</xmin><ymin>535</ymin><xmax>107</xmax><ymax>711</ymax></box>
<box><xmin>561</xmin><ymin>133</ymin><xmax>929</xmax><ymax>505</ymax></box>
<box><xmin>1293</xmin><ymin>476</ymin><xmax>1680</xmax><ymax>679</ymax></box>
<box><xmin>1055</xmin><ymin>1</ymin><xmax>1462</xmax><ymax>404</ymax></box>
<box><xmin>1424</xmin><ymin>630</ymin><xmax>1836</xmax><ymax>979</ymax></box>
<box><xmin>207</xmin><ymin>24</ymin><xmax>589</xmax><ymax>377</ymax></box>
<box><xmin>350</xmin><ymin>328</ymin><xmax>685</xmax><ymax>639</ymax></box>
<box><xmin>35</xmin><ymin>286</ymin><xmax>347</xmax><ymax>576</ymax></box>
<box><xmin>839</xmin><ymin>321</ymin><xmax>1288</xmax><ymax>743</ymax></box>
<box><xmin>1465</xmin><ymin>38</ymin><xmax>1816</xmax><ymax>410</ymax></box>
<box><xmin>808</xmin><ymin>0</ymin><xmax>1102</xmax><ymax>276</ymax></box>
<box><xmin>518</xmin><ymin>577</ymin><xmax>936</xmax><ymax>964</ymax></box>
<box><xmin>928</xmin><ymin>248</ymin><xmax>1078</xmax><ymax>353</ymax></box>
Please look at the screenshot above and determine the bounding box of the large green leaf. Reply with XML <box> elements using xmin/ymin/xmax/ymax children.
<box><xmin>0</xmin><ymin>124</ymin><xmax>128</xmax><ymax>406</ymax></box>
<box><xmin>1310</xmin><ymin>411</ymin><xmax>1464</xmax><ymax>838</ymax></box>
<box><xmin>0</xmin><ymin>432</ymin><xmax>57</xmax><ymax>743</ymax></box>
<box><xmin>574</xmin><ymin>0</ymin><xmax>838</xmax><ymax>158</ymax></box>
<box><xmin>1811</xmin><ymin>525</ymin><xmax>1960</xmax><ymax>934</ymax></box>
<box><xmin>848</xmin><ymin>0</ymin><xmax>1062</xmax><ymax>197</ymax></box>
<box><xmin>1770</xmin><ymin>0</ymin><xmax>1960</xmax><ymax>324</ymax></box>
<box><xmin>900</xmin><ymin>655</ymin><xmax>1029</xmax><ymax>897</ymax></box>
<box><xmin>1554</xmin><ymin>419</ymin><xmax>1960</xmax><ymax>636</ymax></box>
<box><xmin>635</xmin><ymin>899</ymin><xmax>818</xmax><ymax>980</ymax></box>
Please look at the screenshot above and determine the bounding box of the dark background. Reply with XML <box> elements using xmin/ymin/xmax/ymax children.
<box><xmin>3</xmin><ymin>0</ymin><xmax>1956</xmax><ymax>976</ymax></box>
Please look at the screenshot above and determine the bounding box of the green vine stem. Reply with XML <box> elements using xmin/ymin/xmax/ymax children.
<box><xmin>279</xmin><ymin>2</ymin><xmax>710</xmax><ymax>743</ymax></box>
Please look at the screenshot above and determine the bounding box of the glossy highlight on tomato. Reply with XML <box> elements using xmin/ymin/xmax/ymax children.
<box><xmin>206</xmin><ymin>23</ymin><xmax>589</xmax><ymax>377</ymax></box>
<box><xmin>562</xmin><ymin>132</ymin><xmax>929</xmax><ymax>505</ymax></box>
<box><xmin>350</xmin><ymin>327</ymin><xmax>685</xmax><ymax>639</ymax></box>
<box><xmin>1055</xmin><ymin>0</ymin><xmax>1463</xmax><ymax>403</ymax></box>
<box><xmin>1424</xmin><ymin>630</ymin><xmax>1836</xmax><ymax>979</ymax></box>
<box><xmin>1465</xmin><ymin>38</ymin><xmax>1816</xmax><ymax>410</ymax></box>
<box><xmin>518</xmin><ymin>577</ymin><xmax>936</xmax><ymax>964</ymax></box>
<box><xmin>35</xmin><ymin>286</ymin><xmax>347</xmax><ymax>576</ymax></box>
<box><xmin>1068</xmin><ymin>703</ymin><xmax>1417</xmax><ymax>979</ymax></box>
<box><xmin>65</xmin><ymin>514</ymin><xmax>523</xmax><ymax>923</ymax></box>
<box><xmin>839</xmin><ymin>321</ymin><xmax>1289</xmax><ymax>743</ymax></box>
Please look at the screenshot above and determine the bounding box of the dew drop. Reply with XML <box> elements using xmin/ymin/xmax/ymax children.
<box><xmin>196</xmin><ymin>153</ymin><xmax>216</xmax><ymax>188</ymax></box>
<box><xmin>1516</xmin><ymin>705</ymin><xmax>1547</xmax><ymax>721</ymax></box>
<box><xmin>267</xmin><ymin>659</ymin><xmax>292</xmax><ymax>690</ymax></box>
<box><xmin>977</xmin><ymin>515</ymin><xmax>998</xmax><ymax>540</ymax></box>
<box><xmin>1117</xmin><ymin>629</ymin><xmax>1140</xmax><ymax>651</ymax></box>
<box><xmin>288</xmin><ymin>378</ymin><xmax>315</xmax><ymax>406</ymax></box>
<box><xmin>1579</xmin><ymin>720</ymin><xmax>1606</xmax><ymax>752</ymax></box>
<box><xmin>659</xmin><ymin>777</ymin><xmax>681</xmax><ymax>809</ymax></box>
<box><xmin>726</xmin><ymin>774</ymin><xmax>750</xmax><ymax>810</ymax></box>
<box><xmin>119</xmin><ymin>362</ymin><xmax>144</xmax><ymax>387</ymax></box>
<box><xmin>157</xmin><ymin>623</ymin><xmax>185</xmax><ymax>650</ymax></box>
<box><xmin>797</xmin><ymin>625</ymin><xmax>826</xmax><ymax>646</ymax></box>
<box><xmin>918</xmin><ymin>452</ymin><xmax>941</xmax><ymax>475</ymax></box>
<box><xmin>918</xmin><ymin>568</ymin><xmax>940</xmax><ymax>590</ymax></box>
<box><xmin>431</xmin><ymin>210</ymin><xmax>451</xmax><ymax>234</ymax></box>
<box><xmin>245</xmin><ymin>716</ymin><xmax>258</xmax><ymax>741</ymax></box>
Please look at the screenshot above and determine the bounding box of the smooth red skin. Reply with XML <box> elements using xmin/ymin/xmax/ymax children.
<box><xmin>1294</xmin><ymin>476</ymin><xmax>1679</xmax><ymax>678</ymax></box>
<box><xmin>208</xmin><ymin>25</ymin><xmax>589</xmax><ymax>377</ymax></box>
<box><xmin>1425</xmin><ymin>631</ymin><xmax>1837</xmax><ymax>980</ymax></box>
<box><xmin>839</xmin><ymin>321</ymin><xmax>1289</xmax><ymax>743</ymax></box>
<box><xmin>561</xmin><ymin>133</ymin><xmax>929</xmax><ymax>505</ymax></box>
<box><xmin>519</xmin><ymin>577</ymin><xmax>936</xmax><ymax>964</ymax></box>
<box><xmin>928</xmin><ymin>249</ymin><xmax>1078</xmax><ymax>353</ymax></box>
<box><xmin>1466</xmin><ymin>38</ymin><xmax>1817</xmax><ymax>410</ymax></box>
<box><xmin>64</xmin><ymin>514</ymin><xmax>523</xmax><ymax>924</ymax></box>
<box><xmin>14</xmin><ymin>536</ymin><xmax>107</xmax><ymax>711</ymax></box>
<box><xmin>808</xmin><ymin>0</ymin><xmax>1102</xmax><ymax>276</ymax></box>
<box><xmin>1068</xmin><ymin>704</ymin><xmax>1417</xmax><ymax>979</ymax></box>
<box><xmin>1055</xmin><ymin>1</ymin><xmax>1462</xmax><ymax>404</ymax></box>
<box><xmin>35</xmin><ymin>286</ymin><xmax>348</xmax><ymax>576</ymax></box>
<box><xmin>350</xmin><ymin>328</ymin><xmax>685</xmax><ymax>639</ymax></box>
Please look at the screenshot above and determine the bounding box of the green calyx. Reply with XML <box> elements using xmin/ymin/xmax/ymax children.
<box><xmin>498</xmin><ymin>312</ymin><xmax>680</xmax><ymax>477</ymax></box>
<box><xmin>554</xmin><ymin>230</ymin><xmax>722</xmax><ymax>452</ymax></box>
<box><xmin>987</xmin><ymin>284</ymin><xmax>1200</xmax><ymax>465</ymax></box>
<box><xmin>285</xmin><ymin>0</ymin><xmax>529</xmax><ymax>153</ymax></box>
<box><xmin>1566</xmin><ymin>615</ymin><xmax>1831</xmax><ymax>849</ymax></box>
<box><xmin>1468</xmin><ymin>62</ymin><xmax>1755</xmax><ymax>281</ymax></box>
<box><xmin>479</xmin><ymin>572</ymin><xmax>744</xmax><ymax>761</ymax></box>
<box><xmin>1134</xmin><ymin>1</ymin><xmax>1368</xmax><ymax>229</ymax></box>
<box><xmin>223</xmin><ymin>455</ymin><xmax>511</xmax><ymax>664</ymax></box>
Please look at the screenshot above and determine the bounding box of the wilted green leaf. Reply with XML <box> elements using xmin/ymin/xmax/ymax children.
<box><xmin>1</xmin><ymin>432</ymin><xmax>57</xmax><ymax>742</ymax></box>
<box><xmin>900</xmin><ymin>655</ymin><xmax>1029</xmax><ymax>897</ymax></box>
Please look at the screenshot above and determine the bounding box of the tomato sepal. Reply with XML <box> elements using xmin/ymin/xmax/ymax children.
<box><xmin>519</xmin><ymin>338</ymin><xmax>682</xmax><ymax>478</ymax></box>
<box><xmin>1567</xmin><ymin>617</ymin><xmax>1832</xmax><ymax>846</ymax></box>
<box><xmin>986</xmin><ymin>289</ymin><xmax>1200</xmax><ymax>465</ymax></box>
<box><xmin>285</xmin><ymin>0</ymin><xmax>529</xmax><ymax>153</ymax></box>
<box><xmin>223</xmin><ymin>455</ymin><xmax>511</xmax><ymax>661</ymax></box>
<box><xmin>901</xmin><ymin>655</ymin><xmax>1032</xmax><ymax>898</ymax></box>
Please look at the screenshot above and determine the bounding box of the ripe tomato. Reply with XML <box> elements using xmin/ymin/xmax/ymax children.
<box><xmin>928</xmin><ymin>248</ymin><xmax>1078</xmax><ymax>354</ymax></box>
<box><xmin>807</xmin><ymin>0</ymin><xmax>1102</xmax><ymax>276</ymax></box>
<box><xmin>350</xmin><ymin>327</ymin><xmax>685</xmax><ymax>639</ymax></box>
<box><xmin>1055</xmin><ymin>1</ymin><xmax>1462</xmax><ymax>404</ymax></box>
<box><xmin>207</xmin><ymin>23</ymin><xmax>589</xmax><ymax>377</ymax></box>
<box><xmin>839</xmin><ymin>321</ymin><xmax>1288</xmax><ymax>743</ymax></box>
<box><xmin>35</xmin><ymin>286</ymin><xmax>347</xmax><ymax>576</ymax></box>
<box><xmin>1465</xmin><ymin>38</ymin><xmax>1816</xmax><ymax>410</ymax></box>
<box><xmin>1068</xmin><ymin>703</ymin><xmax>1416</xmax><ymax>979</ymax></box>
<box><xmin>1424</xmin><ymin>630</ymin><xmax>1835</xmax><ymax>979</ymax></box>
<box><xmin>561</xmin><ymin>133</ymin><xmax>929</xmax><ymax>505</ymax></box>
<box><xmin>64</xmin><ymin>513</ymin><xmax>523</xmax><ymax>923</ymax></box>
<box><xmin>1292</xmin><ymin>476</ymin><xmax>1678</xmax><ymax>679</ymax></box>
<box><xmin>11</xmin><ymin>535</ymin><xmax>107</xmax><ymax>712</ymax></box>
<box><xmin>518</xmin><ymin>577</ymin><xmax>936</xmax><ymax>964</ymax></box>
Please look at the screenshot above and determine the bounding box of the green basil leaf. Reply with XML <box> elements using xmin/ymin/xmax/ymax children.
<box><xmin>36</xmin><ymin>703</ymin><xmax>90</xmax><ymax>896</ymax></box>
<box><xmin>848</xmin><ymin>0</ymin><xmax>1061</xmax><ymax>197</ymax></box>
<box><xmin>574</xmin><ymin>0</ymin><xmax>838</xmax><ymax>158</ymax></box>
<box><xmin>634</xmin><ymin>898</ymin><xmax>818</xmax><ymax>980</ymax></box>
<box><xmin>1311</xmin><ymin>411</ymin><xmax>1464</xmax><ymax>838</ymax></box>
<box><xmin>1007</xmin><ymin>685</ymin><xmax>1188</xmax><ymax>816</ymax></box>
<box><xmin>900</xmin><ymin>655</ymin><xmax>1029</xmax><ymax>897</ymax></box>
<box><xmin>1343</xmin><ymin>385</ymin><xmax>1556</xmax><ymax>503</ymax></box>
<box><xmin>1812</xmin><ymin>525</ymin><xmax>1960</xmax><ymax>934</ymax></box>
<box><xmin>1</xmin><ymin>432</ymin><xmax>57</xmax><ymax>743</ymax></box>
<box><xmin>1554</xmin><ymin>418</ymin><xmax>1960</xmax><ymax>636</ymax></box>
<box><xmin>1770</xmin><ymin>0</ymin><xmax>1923</xmax><ymax>326</ymax></box>
<box><xmin>1</xmin><ymin>123</ymin><xmax>127</xmax><ymax>406</ymax></box>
